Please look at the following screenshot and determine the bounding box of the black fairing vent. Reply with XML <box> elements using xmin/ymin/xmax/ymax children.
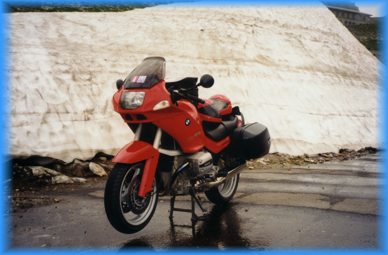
<box><xmin>136</xmin><ymin>114</ymin><xmax>147</xmax><ymax>120</ymax></box>
<box><xmin>139</xmin><ymin>123</ymin><xmax>158</xmax><ymax>144</ymax></box>
<box><xmin>160</xmin><ymin>132</ymin><xmax>181</xmax><ymax>150</ymax></box>
<box><xmin>121</xmin><ymin>114</ymin><xmax>133</xmax><ymax>121</ymax></box>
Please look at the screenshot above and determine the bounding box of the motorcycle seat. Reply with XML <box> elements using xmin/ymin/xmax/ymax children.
<box><xmin>203</xmin><ymin>116</ymin><xmax>238</xmax><ymax>141</ymax></box>
<box><xmin>198</xmin><ymin>105</ymin><xmax>220</xmax><ymax>118</ymax></box>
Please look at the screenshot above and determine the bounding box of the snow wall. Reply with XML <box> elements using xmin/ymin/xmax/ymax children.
<box><xmin>9</xmin><ymin>4</ymin><xmax>379</xmax><ymax>162</ymax></box>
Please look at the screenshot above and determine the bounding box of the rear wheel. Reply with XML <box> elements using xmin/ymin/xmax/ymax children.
<box><xmin>104</xmin><ymin>163</ymin><xmax>158</xmax><ymax>234</ymax></box>
<box><xmin>205</xmin><ymin>174</ymin><xmax>239</xmax><ymax>205</ymax></box>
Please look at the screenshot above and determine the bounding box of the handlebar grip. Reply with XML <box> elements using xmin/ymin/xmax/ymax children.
<box><xmin>197</xmin><ymin>98</ymin><xmax>205</xmax><ymax>104</ymax></box>
<box><xmin>185</xmin><ymin>93</ymin><xmax>205</xmax><ymax>104</ymax></box>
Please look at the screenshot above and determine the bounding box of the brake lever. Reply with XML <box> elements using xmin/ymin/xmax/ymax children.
<box><xmin>170</xmin><ymin>90</ymin><xmax>181</xmax><ymax>105</ymax></box>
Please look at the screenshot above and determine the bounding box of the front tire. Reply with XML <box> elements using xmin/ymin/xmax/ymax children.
<box><xmin>205</xmin><ymin>174</ymin><xmax>239</xmax><ymax>205</ymax></box>
<box><xmin>104</xmin><ymin>163</ymin><xmax>158</xmax><ymax>234</ymax></box>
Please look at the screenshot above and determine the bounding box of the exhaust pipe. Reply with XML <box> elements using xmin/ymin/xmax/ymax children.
<box><xmin>196</xmin><ymin>164</ymin><xmax>246</xmax><ymax>190</ymax></box>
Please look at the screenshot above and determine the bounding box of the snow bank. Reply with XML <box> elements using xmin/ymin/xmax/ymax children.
<box><xmin>9</xmin><ymin>4</ymin><xmax>379</xmax><ymax>161</ymax></box>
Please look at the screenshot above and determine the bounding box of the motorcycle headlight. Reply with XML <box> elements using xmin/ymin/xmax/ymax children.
<box><xmin>120</xmin><ymin>91</ymin><xmax>145</xmax><ymax>109</ymax></box>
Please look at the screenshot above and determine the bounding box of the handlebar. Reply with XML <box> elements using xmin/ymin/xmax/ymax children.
<box><xmin>170</xmin><ymin>90</ymin><xmax>205</xmax><ymax>105</ymax></box>
<box><xmin>184</xmin><ymin>93</ymin><xmax>206</xmax><ymax>104</ymax></box>
<box><xmin>198</xmin><ymin>98</ymin><xmax>206</xmax><ymax>104</ymax></box>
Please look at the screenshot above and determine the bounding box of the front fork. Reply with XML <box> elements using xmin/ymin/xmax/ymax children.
<box><xmin>137</xmin><ymin>125</ymin><xmax>162</xmax><ymax>197</ymax></box>
<box><xmin>112</xmin><ymin>124</ymin><xmax>162</xmax><ymax>198</ymax></box>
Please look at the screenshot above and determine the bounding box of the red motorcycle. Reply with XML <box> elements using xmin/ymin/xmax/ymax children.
<box><xmin>104</xmin><ymin>57</ymin><xmax>271</xmax><ymax>234</ymax></box>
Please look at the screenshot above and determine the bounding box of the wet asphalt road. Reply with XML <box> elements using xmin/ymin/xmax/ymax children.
<box><xmin>10</xmin><ymin>154</ymin><xmax>380</xmax><ymax>249</ymax></box>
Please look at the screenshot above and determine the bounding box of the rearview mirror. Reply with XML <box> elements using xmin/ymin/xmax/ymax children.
<box><xmin>116</xmin><ymin>79</ymin><xmax>124</xmax><ymax>90</ymax></box>
<box><xmin>198</xmin><ymin>74</ymin><xmax>214</xmax><ymax>88</ymax></box>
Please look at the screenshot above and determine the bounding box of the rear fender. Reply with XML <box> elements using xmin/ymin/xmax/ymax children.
<box><xmin>113</xmin><ymin>141</ymin><xmax>159</xmax><ymax>197</ymax></box>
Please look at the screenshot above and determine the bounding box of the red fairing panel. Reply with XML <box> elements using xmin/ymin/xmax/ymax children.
<box><xmin>112</xmin><ymin>81</ymin><xmax>172</xmax><ymax>120</ymax></box>
<box><xmin>155</xmin><ymin>100</ymin><xmax>205</xmax><ymax>153</ymax></box>
<box><xmin>112</xmin><ymin>82</ymin><xmax>207</xmax><ymax>153</ymax></box>
<box><xmin>205</xmin><ymin>136</ymin><xmax>230</xmax><ymax>154</ymax></box>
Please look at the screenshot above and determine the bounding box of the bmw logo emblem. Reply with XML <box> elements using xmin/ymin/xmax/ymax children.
<box><xmin>185</xmin><ymin>119</ymin><xmax>191</xmax><ymax>126</ymax></box>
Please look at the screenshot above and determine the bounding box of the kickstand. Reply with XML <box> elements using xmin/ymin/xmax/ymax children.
<box><xmin>169</xmin><ymin>186</ymin><xmax>208</xmax><ymax>227</ymax></box>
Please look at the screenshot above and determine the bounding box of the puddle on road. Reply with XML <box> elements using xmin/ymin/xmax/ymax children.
<box><xmin>120</xmin><ymin>204</ymin><xmax>269</xmax><ymax>249</ymax></box>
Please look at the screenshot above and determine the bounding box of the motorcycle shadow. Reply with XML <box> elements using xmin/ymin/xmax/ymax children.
<box><xmin>121</xmin><ymin>203</ymin><xmax>267</xmax><ymax>248</ymax></box>
<box><xmin>121</xmin><ymin>238</ymin><xmax>154</xmax><ymax>249</ymax></box>
<box><xmin>169</xmin><ymin>203</ymin><xmax>251</xmax><ymax>247</ymax></box>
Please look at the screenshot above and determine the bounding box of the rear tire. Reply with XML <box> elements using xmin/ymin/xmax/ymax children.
<box><xmin>104</xmin><ymin>163</ymin><xmax>158</xmax><ymax>234</ymax></box>
<box><xmin>205</xmin><ymin>174</ymin><xmax>239</xmax><ymax>205</ymax></box>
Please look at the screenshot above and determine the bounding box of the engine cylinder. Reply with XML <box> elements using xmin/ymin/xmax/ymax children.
<box><xmin>187</xmin><ymin>151</ymin><xmax>214</xmax><ymax>176</ymax></box>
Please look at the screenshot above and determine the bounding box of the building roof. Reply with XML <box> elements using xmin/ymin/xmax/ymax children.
<box><xmin>326</xmin><ymin>5</ymin><xmax>372</xmax><ymax>16</ymax></box>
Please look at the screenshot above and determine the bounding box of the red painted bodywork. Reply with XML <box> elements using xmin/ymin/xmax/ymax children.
<box><xmin>112</xmin><ymin>80</ymin><xmax>234</xmax><ymax>197</ymax></box>
<box><xmin>113</xmin><ymin>141</ymin><xmax>159</xmax><ymax>164</ymax></box>
<box><xmin>113</xmin><ymin>141</ymin><xmax>159</xmax><ymax>197</ymax></box>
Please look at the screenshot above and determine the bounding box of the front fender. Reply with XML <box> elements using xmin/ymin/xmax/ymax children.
<box><xmin>113</xmin><ymin>141</ymin><xmax>159</xmax><ymax>164</ymax></box>
<box><xmin>113</xmin><ymin>141</ymin><xmax>159</xmax><ymax>197</ymax></box>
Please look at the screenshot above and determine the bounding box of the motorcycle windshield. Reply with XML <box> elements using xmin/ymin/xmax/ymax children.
<box><xmin>124</xmin><ymin>57</ymin><xmax>166</xmax><ymax>89</ymax></box>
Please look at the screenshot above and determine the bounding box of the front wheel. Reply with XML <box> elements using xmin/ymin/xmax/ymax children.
<box><xmin>104</xmin><ymin>163</ymin><xmax>158</xmax><ymax>234</ymax></box>
<box><xmin>205</xmin><ymin>174</ymin><xmax>239</xmax><ymax>205</ymax></box>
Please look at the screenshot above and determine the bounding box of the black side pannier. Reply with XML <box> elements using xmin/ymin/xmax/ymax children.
<box><xmin>232</xmin><ymin>122</ymin><xmax>271</xmax><ymax>160</ymax></box>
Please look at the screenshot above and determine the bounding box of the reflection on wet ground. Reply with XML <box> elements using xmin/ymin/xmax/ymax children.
<box><xmin>12</xmin><ymin>155</ymin><xmax>379</xmax><ymax>248</ymax></box>
<box><xmin>122</xmin><ymin>239</ymin><xmax>154</xmax><ymax>248</ymax></box>
<box><xmin>122</xmin><ymin>204</ymin><xmax>268</xmax><ymax>249</ymax></box>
